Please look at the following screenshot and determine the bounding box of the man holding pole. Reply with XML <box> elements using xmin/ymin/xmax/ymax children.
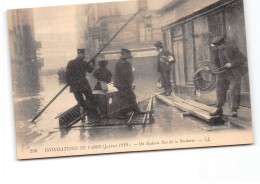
<box><xmin>65</xmin><ymin>49</ymin><xmax>101</xmax><ymax>123</ymax></box>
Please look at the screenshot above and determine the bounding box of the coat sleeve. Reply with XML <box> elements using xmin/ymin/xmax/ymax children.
<box><xmin>123</xmin><ymin>64</ymin><xmax>134</xmax><ymax>86</ymax></box>
<box><xmin>225</xmin><ymin>46</ymin><xmax>245</xmax><ymax>67</ymax></box>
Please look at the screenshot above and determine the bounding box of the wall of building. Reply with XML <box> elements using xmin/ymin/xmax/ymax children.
<box><xmin>75</xmin><ymin>0</ymin><xmax>163</xmax><ymax>67</ymax></box>
<box><xmin>8</xmin><ymin>9</ymin><xmax>42</xmax><ymax>97</ymax></box>
<box><xmin>158</xmin><ymin>0</ymin><xmax>219</xmax><ymax>27</ymax></box>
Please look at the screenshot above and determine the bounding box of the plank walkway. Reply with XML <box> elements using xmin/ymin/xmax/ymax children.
<box><xmin>155</xmin><ymin>93</ymin><xmax>252</xmax><ymax>128</ymax></box>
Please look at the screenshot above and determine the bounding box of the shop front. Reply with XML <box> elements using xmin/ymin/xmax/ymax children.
<box><xmin>160</xmin><ymin>0</ymin><xmax>250</xmax><ymax>107</ymax></box>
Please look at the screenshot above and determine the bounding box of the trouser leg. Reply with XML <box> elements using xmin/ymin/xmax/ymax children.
<box><xmin>160</xmin><ymin>72</ymin><xmax>164</xmax><ymax>88</ymax></box>
<box><xmin>216</xmin><ymin>77</ymin><xmax>229</xmax><ymax>109</ymax></box>
<box><xmin>162</xmin><ymin>70</ymin><xmax>171</xmax><ymax>93</ymax></box>
<box><xmin>165</xmin><ymin>70</ymin><xmax>172</xmax><ymax>92</ymax></box>
<box><xmin>229</xmin><ymin>76</ymin><xmax>242</xmax><ymax>112</ymax></box>
<box><xmin>127</xmin><ymin>88</ymin><xmax>141</xmax><ymax>113</ymax></box>
<box><xmin>82</xmin><ymin>90</ymin><xmax>98</xmax><ymax>108</ymax></box>
<box><xmin>234</xmin><ymin>77</ymin><xmax>241</xmax><ymax>110</ymax></box>
<box><xmin>73</xmin><ymin>91</ymin><xmax>86</xmax><ymax>122</ymax></box>
<box><xmin>117</xmin><ymin>88</ymin><xmax>129</xmax><ymax>116</ymax></box>
<box><xmin>161</xmin><ymin>72</ymin><xmax>166</xmax><ymax>91</ymax></box>
<box><xmin>73</xmin><ymin>91</ymin><xmax>85</xmax><ymax>106</ymax></box>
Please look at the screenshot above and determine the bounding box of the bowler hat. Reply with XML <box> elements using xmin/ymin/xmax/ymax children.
<box><xmin>77</xmin><ymin>49</ymin><xmax>86</xmax><ymax>54</ymax></box>
<box><xmin>154</xmin><ymin>41</ymin><xmax>163</xmax><ymax>48</ymax></box>
<box><xmin>121</xmin><ymin>48</ymin><xmax>131</xmax><ymax>55</ymax></box>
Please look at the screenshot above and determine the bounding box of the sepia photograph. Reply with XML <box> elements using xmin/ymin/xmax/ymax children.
<box><xmin>7</xmin><ymin>0</ymin><xmax>253</xmax><ymax>160</ymax></box>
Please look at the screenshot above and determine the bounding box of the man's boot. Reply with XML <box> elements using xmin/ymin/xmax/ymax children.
<box><xmin>231</xmin><ymin>108</ymin><xmax>238</xmax><ymax>117</ymax></box>
<box><xmin>231</xmin><ymin>111</ymin><xmax>238</xmax><ymax>117</ymax></box>
<box><xmin>164</xmin><ymin>91</ymin><xmax>171</xmax><ymax>96</ymax></box>
<box><xmin>210</xmin><ymin>108</ymin><xmax>223</xmax><ymax>116</ymax></box>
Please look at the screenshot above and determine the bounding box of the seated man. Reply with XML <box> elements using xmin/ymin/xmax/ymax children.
<box><xmin>93</xmin><ymin>60</ymin><xmax>113</xmax><ymax>92</ymax></box>
<box><xmin>114</xmin><ymin>48</ymin><xmax>145</xmax><ymax>119</ymax></box>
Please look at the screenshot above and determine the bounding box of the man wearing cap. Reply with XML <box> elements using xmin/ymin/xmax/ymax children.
<box><xmin>65</xmin><ymin>49</ymin><xmax>101</xmax><ymax>123</ymax></box>
<box><xmin>114</xmin><ymin>49</ymin><xmax>145</xmax><ymax>119</ymax></box>
<box><xmin>210</xmin><ymin>36</ymin><xmax>248</xmax><ymax>117</ymax></box>
<box><xmin>154</xmin><ymin>41</ymin><xmax>176</xmax><ymax>96</ymax></box>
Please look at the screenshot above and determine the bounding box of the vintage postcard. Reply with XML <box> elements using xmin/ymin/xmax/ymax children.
<box><xmin>7</xmin><ymin>0</ymin><xmax>253</xmax><ymax>159</ymax></box>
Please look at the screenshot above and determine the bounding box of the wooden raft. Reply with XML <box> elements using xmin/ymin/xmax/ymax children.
<box><xmin>56</xmin><ymin>90</ymin><xmax>119</xmax><ymax>128</ymax></box>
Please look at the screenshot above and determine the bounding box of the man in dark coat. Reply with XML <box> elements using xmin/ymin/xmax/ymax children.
<box><xmin>154</xmin><ymin>41</ymin><xmax>176</xmax><ymax>96</ymax></box>
<box><xmin>114</xmin><ymin>49</ymin><xmax>145</xmax><ymax>119</ymax></box>
<box><xmin>210</xmin><ymin>36</ymin><xmax>248</xmax><ymax>117</ymax></box>
<box><xmin>65</xmin><ymin>49</ymin><xmax>101</xmax><ymax>123</ymax></box>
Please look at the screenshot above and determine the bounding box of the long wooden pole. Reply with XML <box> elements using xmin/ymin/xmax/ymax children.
<box><xmin>91</xmin><ymin>9</ymin><xmax>142</xmax><ymax>60</ymax></box>
<box><xmin>31</xmin><ymin>9</ymin><xmax>142</xmax><ymax>123</ymax></box>
<box><xmin>31</xmin><ymin>84</ymin><xmax>68</xmax><ymax>122</ymax></box>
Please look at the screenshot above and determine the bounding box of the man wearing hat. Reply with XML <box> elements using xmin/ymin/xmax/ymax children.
<box><xmin>154</xmin><ymin>41</ymin><xmax>176</xmax><ymax>96</ymax></box>
<box><xmin>210</xmin><ymin>36</ymin><xmax>248</xmax><ymax>117</ymax></box>
<box><xmin>114</xmin><ymin>48</ymin><xmax>145</xmax><ymax>119</ymax></box>
<box><xmin>65</xmin><ymin>49</ymin><xmax>101</xmax><ymax>123</ymax></box>
<box><xmin>93</xmin><ymin>60</ymin><xmax>113</xmax><ymax>91</ymax></box>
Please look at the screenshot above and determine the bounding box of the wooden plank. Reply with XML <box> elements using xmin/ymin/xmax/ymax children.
<box><xmin>142</xmin><ymin>100</ymin><xmax>150</xmax><ymax>124</ymax></box>
<box><xmin>145</xmin><ymin>97</ymin><xmax>153</xmax><ymax>124</ymax></box>
<box><xmin>146</xmin><ymin>97</ymin><xmax>153</xmax><ymax>123</ymax></box>
<box><xmin>156</xmin><ymin>94</ymin><xmax>189</xmax><ymax>112</ymax></box>
<box><xmin>228</xmin><ymin>116</ymin><xmax>251</xmax><ymax>129</ymax></box>
<box><xmin>202</xmin><ymin>125</ymin><xmax>230</xmax><ymax>131</ymax></box>
<box><xmin>183</xmin><ymin>100</ymin><xmax>217</xmax><ymax>114</ymax></box>
<box><xmin>170</xmin><ymin>94</ymin><xmax>217</xmax><ymax>114</ymax></box>
<box><xmin>155</xmin><ymin>93</ymin><xmax>220</xmax><ymax>123</ymax></box>
<box><xmin>171</xmin><ymin>94</ymin><xmax>185</xmax><ymax>102</ymax></box>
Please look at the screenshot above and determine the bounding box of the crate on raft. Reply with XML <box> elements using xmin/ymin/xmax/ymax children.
<box><xmin>93</xmin><ymin>90</ymin><xmax>119</xmax><ymax>118</ymax></box>
<box><xmin>56</xmin><ymin>84</ymin><xmax>119</xmax><ymax>127</ymax></box>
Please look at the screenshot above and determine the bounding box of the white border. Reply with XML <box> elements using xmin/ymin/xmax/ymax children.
<box><xmin>2</xmin><ymin>0</ymin><xmax>260</xmax><ymax>184</ymax></box>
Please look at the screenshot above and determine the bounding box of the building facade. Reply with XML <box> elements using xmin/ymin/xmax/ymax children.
<box><xmin>76</xmin><ymin>0</ymin><xmax>163</xmax><ymax>79</ymax></box>
<box><xmin>8</xmin><ymin>9</ymin><xmax>43</xmax><ymax>97</ymax></box>
<box><xmin>157</xmin><ymin>0</ymin><xmax>250</xmax><ymax>107</ymax></box>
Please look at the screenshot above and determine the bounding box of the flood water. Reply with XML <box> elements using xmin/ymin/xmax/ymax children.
<box><xmin>13</xmin><ymin>59</ymin><xmax>240</xmax><ymax>148</ymax></box>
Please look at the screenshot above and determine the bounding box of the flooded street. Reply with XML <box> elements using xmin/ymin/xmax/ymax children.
<box><xmin>13</xmin><ymin>62</ymin><xmax>248</xmax><ymax>153</ymax></box>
